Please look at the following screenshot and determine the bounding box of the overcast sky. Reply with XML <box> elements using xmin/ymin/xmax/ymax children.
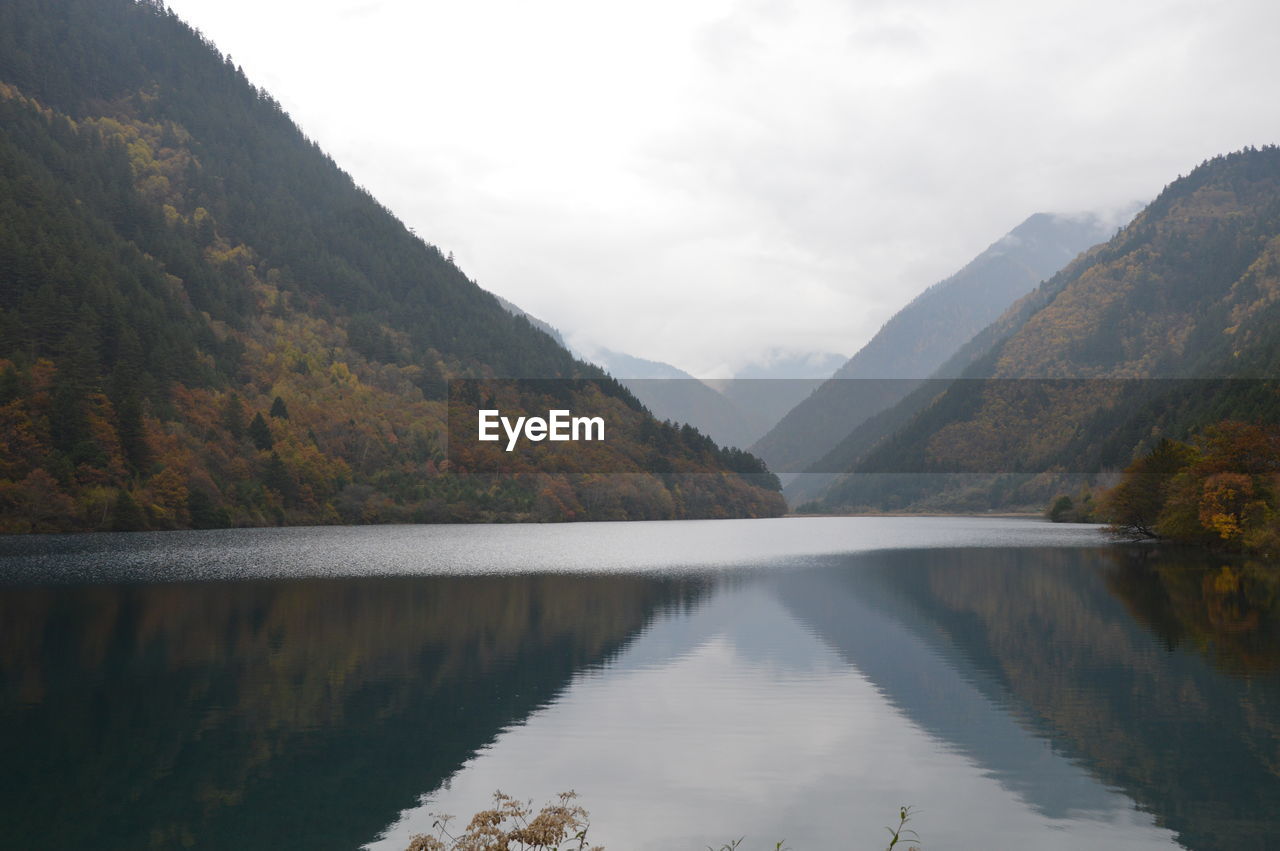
<box><xmin>164</xmin><ymin>0</ymin><xmax>1280</xmax><ymax>377</ymax></box>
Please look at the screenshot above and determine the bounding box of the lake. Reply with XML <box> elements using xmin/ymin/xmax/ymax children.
<box><xmin>0</xmin><ymin>517</ymin><xmax>1276</xmax><ymax>850</ymax></box>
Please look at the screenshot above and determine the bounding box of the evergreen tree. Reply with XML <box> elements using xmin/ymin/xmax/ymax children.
<box><xmin>263</xmin><ymin>451</ymin><xmax>295</xmax><ymax>503</ymax></box>
<box><xmin>0</xmin><ymin>364</ymin><xmax>23</xmax><ymax>404</ymax></box>
<box><xmin>116</xmin><ymin>392</ymin><xmax>151</xmax><ymax>473</ymax></box>
<box><xmin>248</xmin><ymin>412</ymin><xmax>273</xmax><ymax>451</ymax></box>
<box><xmin>187</xmin><ymin>488</ymin><xmax>228</xmax><ymax>529</ymax></box>
<box><xmin>110</xmin><ymin>489</ymin><xmax>147</xmax><ymax>531</ymax></box>
<box><xmin>221</xmin><ymin>395</ymin><xmax>246</xmax><ymax>440</ymax></box>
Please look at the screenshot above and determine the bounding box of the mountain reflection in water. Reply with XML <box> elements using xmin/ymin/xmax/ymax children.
<box><xmin>376</xmin><ymin>548</ymin><xmax>1279</xmax><ymax>851</ymax></box>
<box><xmin>779</xmin><ymin>547</ymin><xmax>1280</xmax><ymax>851</ymax></box>
<box><xmin>0</xmin><ymin>573</ymin><xmax>704</xmax><ymax>850</ymax></box>
<box><xmin>0</xmin><ymin>521</ymin><xmax>1276</xmax><ymax>851</ymax></box>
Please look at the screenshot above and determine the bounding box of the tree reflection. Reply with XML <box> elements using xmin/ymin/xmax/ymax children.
<box><xmin>0</xmin><ymin>574</ymin><xmax>703</xmax><ymax>851</ymax></box>
<box><xmin>775</xmin><ymin>547</ymin><xmax>1280</xmax><ymax>851</ymax></box>
<box><xmin>1105</xmin><ymin>548</ymin><xmax>1280</xmax><ymax>675</ymax></box>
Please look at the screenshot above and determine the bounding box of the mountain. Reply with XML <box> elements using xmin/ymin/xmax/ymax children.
<box><xmin>726</xmin><ymin>350</ymin><xmax>847</xmax><ymax>380</ymax></box>
<box><xmin>490</xmin><ymin>297</ymin><xmax>853</xmax><ymax>451</ymax></box>
<box><xmin>751</xmin><ymin>211</ymin><xmax>1129</xmax><ymax>478</ymax></box>
<box><xmin>0</xmin><ymin>0</ymin><xmax>784</xmax><ymax>532</ymax></box>
<box><xmin>809</xmin><ymin>146</ymin><xmax>1280</xmax><ymax>512</ymax></box>
<box><xmin>586</xmin><ymin>347</ymin><xmax>850</xmax><ymax>451</ymax></box>
<box><xmin>579</xmin><ymin>345</ymin><xmax>694</xmax><ymax>380</ymax></box>
<box><xmin>490</xmin><ymin>301</ymin><xmax>763</xmax><ymax>449</ymax></box>
<box><xmin>702</xmin><ymin>349</ymin><xmax>847</xmax><ymax>447</ymax></box>
<box><xmin>595</xmin><ymin>356</ymin><xmax>763</xmax><ymax>450</ymax></box>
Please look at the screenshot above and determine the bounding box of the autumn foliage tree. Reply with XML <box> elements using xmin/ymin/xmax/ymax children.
<box><xmin>1102</xmin><ymin>422</ymin><xmax>1280</xmax><ymax>551</ymax></box>
<box><xmin>1103</xmin><ymin>438</ymin><xmax>1198</xmax><ymax>539</ymax></box>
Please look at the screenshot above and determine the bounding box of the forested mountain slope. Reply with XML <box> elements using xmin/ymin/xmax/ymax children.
<box><xmin>809</xmin><ymin>147</ymin><xmax>1280</xmax><ymax>512</ymax></box>
<box><xmin>0</xmin><ymin>0</ymin><xmax>783</xmax><ymax>531</ymax></box>
<box><xmin>753</xmin><ymin>212</ymin><xmax>1122</xmax><ymax>474</ymax></box>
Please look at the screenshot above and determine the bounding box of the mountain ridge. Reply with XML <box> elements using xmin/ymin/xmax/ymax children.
<box><xmin>809</xmin><ymin>146</ymin><xmax>1280</xmax><ymax>512</ymax></box>
<box><xmin>753</xmin><ymin>210</ymin><xmax>1126</xmax><ymax>478</ymax></box>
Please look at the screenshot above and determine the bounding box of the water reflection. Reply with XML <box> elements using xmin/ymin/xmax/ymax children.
<box><xmin>839</xmin><ymin>545</ymin><xmax>1280</xmax><ymax>849</ymax></box>
<box><xmin>1105</xmin><ymin>550</ymin><xmax>1280</xmax><ymax>676</ymax></box>
<box><xmin>0</xmin><ymin>530</ymin><xmax>1277</xmax><ymax>851</ymax></box>
<box><xmin>782</xmin><ymin>547</ymin><xmax>1280</xmax><ymax>851</ymax></box>
<box><xmin>0</xmin><ymin>574</ymin><xmax>704</xmax><ymax>850</ymax></box>
<box><xmin>375</xmin><ymin>548</ymin><xmax>1279</xmax><ymax>851</ymax></box>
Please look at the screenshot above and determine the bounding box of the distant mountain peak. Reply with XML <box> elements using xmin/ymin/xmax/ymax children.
<box><xmin>806</xmin><ymin>145</ymin><xmax>1280</xmax><ymax>512</ymax></box>
<box><xmin>752</xmin><ymin>208</ymin><xmax>1127</xmax><ymax>477</ymax></box>
<box><xmin>728</xmin><ymin>349</ymin><xmax>848</xmax><ymax>381</ymax></box>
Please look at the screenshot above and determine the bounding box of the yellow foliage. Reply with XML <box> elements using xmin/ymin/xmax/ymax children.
<box><xmin>1198</xmin><ymin>472</ymin><xmax>1254</xmax><ymax>542</ymax></box>
<box><xmin>327</xmin><ymin>361</ymin><xmax>357</xmax><ymax>387</ymax></box>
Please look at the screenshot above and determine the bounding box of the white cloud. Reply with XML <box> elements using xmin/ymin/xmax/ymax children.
<box><xmin>165</xmin><ymin>0</ymin><xmax>1280</xmax><ymax>375</ymax></box>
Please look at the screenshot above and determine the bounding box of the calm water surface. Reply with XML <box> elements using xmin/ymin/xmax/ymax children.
<box><xmin>0</xmin><ymin>517</ymin><xmax>1277</xmax><ymax>850</ymax></box>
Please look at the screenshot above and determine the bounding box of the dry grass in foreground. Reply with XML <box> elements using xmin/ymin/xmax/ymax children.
<box><xmin>404</xmin><ymin>793</ymin><xmax>921</xmax><ymax>851</ymax></box>
<box><xmin>405</xmin><ymin>791</ymin><xmax>598</xmax><ymax>851</ymax></box>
